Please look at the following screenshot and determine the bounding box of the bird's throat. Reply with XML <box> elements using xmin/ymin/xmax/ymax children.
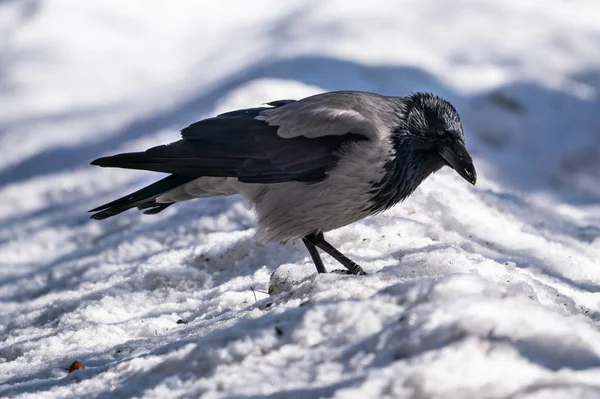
<box><xmin>366</xmin><ymin>148</ymin><xmax>444</xmax><ymax>214</ymax></box>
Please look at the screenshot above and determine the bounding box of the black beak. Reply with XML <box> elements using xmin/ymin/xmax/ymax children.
<box><xmin>439</xmin><ymin>141</ymin><xmax>477</xmax><ymax>185</ymax></box>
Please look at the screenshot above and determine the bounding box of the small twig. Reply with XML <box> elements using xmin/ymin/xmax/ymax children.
<box><xmin>250</xmin><ymin>286</ymin><xmax>269</xmax><ymax>303</ymax></box>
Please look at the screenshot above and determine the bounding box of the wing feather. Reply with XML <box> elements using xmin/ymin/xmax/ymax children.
<box><xmin>257</xmin><ymin>91</ymin><xmax>399</xmax><ymax>140</ymax></box>
<box><xmin>91</xmin><ymin>93</ymin><xmax>385</xmax><ymax>184</ymax></box>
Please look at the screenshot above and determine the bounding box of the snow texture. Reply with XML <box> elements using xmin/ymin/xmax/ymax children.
<box><xmin>1</xmin><ymin>1</ymin><xmax>600</xmax><ymax>398</ymax></box>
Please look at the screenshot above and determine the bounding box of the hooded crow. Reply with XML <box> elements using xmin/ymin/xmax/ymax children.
<box><xmin>90</xmin><ymin>91</ymin><xmax>476</xmax><ymax>275</ymax></box>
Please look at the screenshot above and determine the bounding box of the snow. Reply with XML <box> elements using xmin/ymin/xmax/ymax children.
<box><xmin>1</xmin><ymin>0</ymin><xmax>600</xmax><ymax>397</ymax></box>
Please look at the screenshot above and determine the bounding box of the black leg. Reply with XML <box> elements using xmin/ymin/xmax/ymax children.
<box><xmin>302</xmin><ymin>236</ymin><xmax>327</xmax><ymax>274</ymax></box>
<box><xmin>310</xmin><ymin>232</ymin><xmax>367</xmax><ymax>275</ymax></box>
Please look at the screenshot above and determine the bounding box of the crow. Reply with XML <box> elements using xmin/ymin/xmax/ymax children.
<box><xmin>90</xmin><ymin>91</ymin><xmax>476</xmax><ymax>275</ymax></box>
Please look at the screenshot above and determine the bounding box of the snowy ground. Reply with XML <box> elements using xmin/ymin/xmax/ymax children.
<box><xmin>2</xmin><ymin>1</ymin><xmax>600</xmax><ymax>398</ymax></box>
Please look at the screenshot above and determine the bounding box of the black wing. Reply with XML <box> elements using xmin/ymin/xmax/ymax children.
<box><xmin>91</xmin><ymin>102</ymin><xmax>367</xmax><ymax>184</ymax></box>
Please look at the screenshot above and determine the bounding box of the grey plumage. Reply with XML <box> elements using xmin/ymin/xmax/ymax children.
<box><xmin>90</xmin><ymin>91</ymin><xmax>476</xmax><ymax>274</ymax></box>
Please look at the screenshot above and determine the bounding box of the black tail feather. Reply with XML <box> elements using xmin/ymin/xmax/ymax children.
<box><xmin>89</xmin><ymin>174</ymin><xmax>195</xmax><ymax>220</ymax></box>
<box><xmin>90</xmin><ymin>153</ymin><xmax>148</xmax><ymax>168</ymax></box>
<box><xmin>89</xmin><ymin>146</ymin><xmax>241</xmax><ymax>176</ymax></box>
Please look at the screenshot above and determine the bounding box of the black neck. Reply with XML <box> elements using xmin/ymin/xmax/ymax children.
<box><xmin>367</xmin><ymin>136</ymin><xmax>445</xmax><ymax>214</ymax></box>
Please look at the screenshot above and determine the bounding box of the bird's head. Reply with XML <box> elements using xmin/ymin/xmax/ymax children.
<box><xmin>397</xmin><ymin>92</ymin><xmax>477</xmax><ymax>185</ymax></box>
